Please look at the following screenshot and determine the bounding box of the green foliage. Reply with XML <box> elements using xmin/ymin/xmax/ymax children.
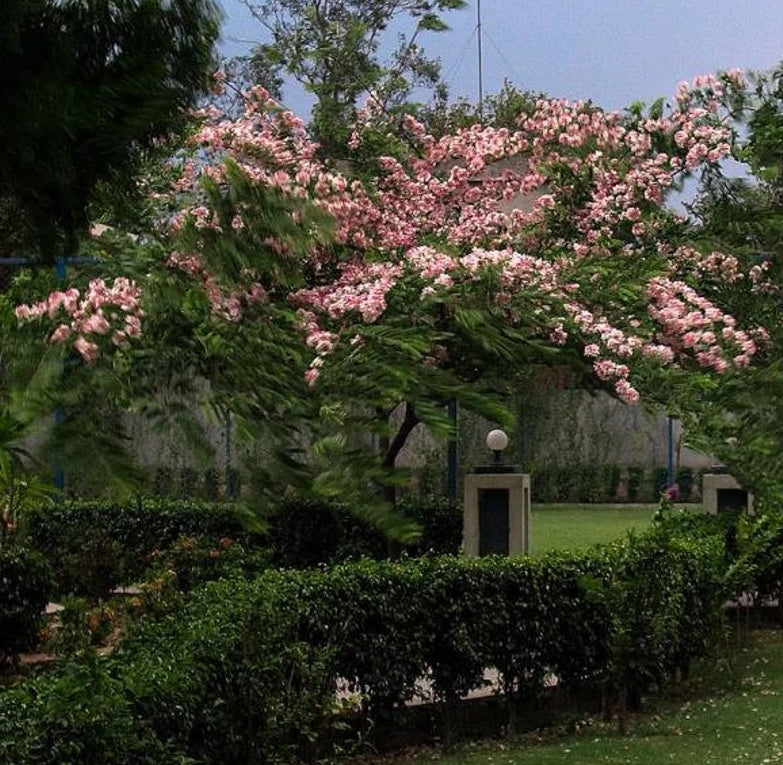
<box><xmin>264</xmin><ymin>493</ymin><xmax>462</xmax><ymax>568</ymax></box>
<box><xmin>421</xmin><ymin>80</ymin><xmax>543</xmax><ymax>137</ymax></box>
<box><xmin>0</xmin><ymin>517</ymin><xmax>741</xmax><ymax>757</ymax></box>
<box><xmin>144</xmin><ymin>536</ymin><xmax>269</xmax><ymax>594</ymax></box>
<box><xmin>681</xmin><ymin>62</ymin><xmax>783</xmax><ymax>503</ymax></box>
<box><xmin>238</xmin><ymin>0</ymin><xmax>466</xmax><ymax>154</ymax></box>
<box><xmin>0</xmin><ymin>545</ymin><xmax>52</xmax><ymax>664</ymax></box>
<box><xmin>0</xmin><ymin>0</ymin><xmax>221</xmax><ymax>257</ymax></box>
<box><xmin>627</xmin><ymin>466</ymin><xmax>645</xmax><ymax>502</ymax></box>
<box><xmin>20</xmin><ymin>499</ymin><xmax>255</xmax><ymax>597</ymax></box>
<box><xmin>0</xmin><ymin>658</ymin><xmax>186</xmax><ymax>764</ymax></box>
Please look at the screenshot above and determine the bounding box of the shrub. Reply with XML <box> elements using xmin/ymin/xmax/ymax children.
<box><xmin>627</xmin><ymin>466</ymin><xmax>644</xmax><ymax>502</ymax></box>
<box><xmin>0</xmin><ymin>659</ymin><xmax>183</xmax><ymax>764</ymax></box>
<box><xmin>676</xmin><ymin>467</ymin><xmax>695</xmax><ymax>502</ymax></box>
<box><xmin>20</xmin><ymin>499</ymin><xmax>256</xmax><ymax>597</ymax></box>
<box><xmin>0</xmin><ymin>518</ymin><xmax>735</xmax><ymax>757</ymax></box>
<box><xmin>653</xmin><ymin>466</ymin><xmax>669</xmax><ymax>498</ymax></box>
<box><xmin>577</xmin><ymin>464</ymin><xmax>603</xmax><ymax>503</ymax></box>
<box><xmin>0</xmin><ymin>545</ymin><xmax>52</xmax><ymax>664</ymax></box>
<box><xmin>265</xmin><ymin>494</ymin><xmax>462</xmax><ymax>568</ymax></box>
<box><xmin>602</xmin><ymin>464</ymin><xmax>622</xmax><ymax>502</ymax></box>
<box><xmin>143</xmin><ymin>536</ymin><xmax>269</xmax><ymax>594</ymax></box>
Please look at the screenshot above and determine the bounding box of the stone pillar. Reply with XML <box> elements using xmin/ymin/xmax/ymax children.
<box><xmin>702</xmin><ymin>472</ymin><xmax>753</xmax><ymax>515</ymax></box>
<box><xmin>463</xmin><ymin>472</ymin><xmax>531</xmax><ymax>556</ymax></box>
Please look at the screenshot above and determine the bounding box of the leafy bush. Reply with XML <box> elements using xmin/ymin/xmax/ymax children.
<box><xmin>653</xmin><ymin>466</ymin><xmax>669</xmax><ymax>498</ymax></box>
<box><xmin>0</xmin><ymin>659</ymin><xmax>184</xmax><ymax>764</ymax></box>
<box><xmin>627</xmin><ymin>466</ymin><xmax>644</xmax><ymax>502</ymax></box>
<box><xmin>0</xmin><ymin>517</ymin><xmax>736</xmax><ymax>757</ymax></box>
<box><xmin>602</xmin><ymin>464</ymin><xmax>622</xmax><ymax>502</ymax></box>
<box><xmin>0</xmin><ymin>545</ymin><xmax>52</xmax><ymax>663</ymax></box>
<box><xmin>144</xmin><ymin>535</ymin><xmax>269</xmax><ymax>594</ymax></box>
<box><xmin>20</xmin><ymin>499</ymin><xmax>256</xmax><ymax>597</ymax></box>
<box><xmin>677</xmin><ymin>467</ymin><xmax>695</xmax><ymax>502</ymax></box>
<box><xmin>577</xmin><ymin>464</ymin><xmax>603</xmax><ymax>503</ymax></box>
<box><xmin>265</xmin><ymin>493</ymin><xmax>462</xmax><ymax>568</ymax></box>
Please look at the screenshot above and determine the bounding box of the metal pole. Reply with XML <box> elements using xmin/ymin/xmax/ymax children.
<box><xmin>477</xmin><ymin>0</ymin><xmax>484</xmax><ymax>118</ymax></box>
<box><xmin>667</xmin><ymin>416</ymin><xmax>675</xmax><ymax>491</ymax></box>
<box><xmin>54</xmin><ymin>256</ymin><xmax>67</xmax><ymax>492</ymax></box>
<box><xmin>447</xmin><ymin>399</ymin><xmax>458</xmax><ymax>502</ymax></box>
<box><xmin>224</xmin><ymin>411</ymin><xmax>234</xmax><ymax>500</ymax></box>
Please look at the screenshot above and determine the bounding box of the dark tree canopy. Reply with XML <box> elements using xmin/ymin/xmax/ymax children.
<box><xmin>0</xmin><ymin>0</ymin><xmax>221</xmax><ymax>259</ymax></box>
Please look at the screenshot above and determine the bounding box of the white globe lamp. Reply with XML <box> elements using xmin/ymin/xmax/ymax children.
<box><xmin>485</xmin><ymin>429</ymin><xmax>509</xmax><ymax>464</ymax></box>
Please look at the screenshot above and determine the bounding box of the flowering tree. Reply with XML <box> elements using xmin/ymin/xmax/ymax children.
<box><xmin>12</xmin><ymin>71</ymin><xmax>772</xmax><ymax>511</ymax></box>
<box><xmin>671</xmin><ymin>63</ymin><xmax>783</xmax><ymax>504</ymax></box>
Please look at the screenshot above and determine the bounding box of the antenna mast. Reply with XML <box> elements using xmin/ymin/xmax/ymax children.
<box><xmin>477</xmin><ymin>0</ymin><xmax>484</xmax><ymax>118</ymax></box>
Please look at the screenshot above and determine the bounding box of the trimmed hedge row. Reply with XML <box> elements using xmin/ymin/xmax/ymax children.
<box><xmin>265</xmin><ymin>494</ymin><xmax>462</xmax><ymax>567</ymax></box>
<box><xmin>0</xmin><ymin>519</ymin><xmax>729</xmax><ymax>763</ymax></box>
<box><xmin>0</xmin><ymin>546</ymin><xmax>52</xmax><ymax>664</ymax></box>
<box><xmin>21</xmin><ymin>499</ymin><xmax>254</xmax><ymax>597</ymax></box>
<box><xmin>20</xmin><ymin>495</ymin><xmax>462</xmax><ymax>597</ymax></box>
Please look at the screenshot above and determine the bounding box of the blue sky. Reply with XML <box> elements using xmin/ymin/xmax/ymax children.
<box><xmin>218</xmin><ymin>0</ymin><xmax>783</xmax><ymax>115</ymax></box>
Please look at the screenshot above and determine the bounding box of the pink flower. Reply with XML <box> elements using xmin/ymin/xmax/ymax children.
<box><xmin>50</xmin><ymin>324</ymin><xmax>71</xmax><ymax>344</ymax></box>
<box><xmin>74</xmin><ymin>336</ymin><xmax>99</xmax><ymax>363</ymax></box>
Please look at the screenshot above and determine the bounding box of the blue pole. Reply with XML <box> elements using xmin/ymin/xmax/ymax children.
<box><xmin>54</xmin><ymin>256</ymin><xmax>67</xmax><ymax>492</ymax></box>
<box><xmin>447</xmin><ymin>399</ymin><xmax>458</xmax><ymax>502</ymax></box>
<box><xmin>225</xmin><ymin>412</ymin><xmax>234</xmax><ymax>500</ymax></box>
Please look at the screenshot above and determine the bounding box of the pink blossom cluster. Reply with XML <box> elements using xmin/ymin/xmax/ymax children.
<box><xmin>279</xmin><ymin>73</ymin><xmax>760</xmax><ymax>398</ymax></box>
<box><xmin>295</xmin><ymin>262</ymin><xmax>403</xmax><ymax>324</ymax></box>
<box><xmin>647</xmin><ymin>277</ymin><xmax>760</xmax><ymax>371</ymax></box>
<box><xmin>15</xmin><ymin>278</ymin><xmax>143</xmax><ymax>363</ymax></box>
<box><xmin>166</xmin><ymin>251</ymin><xmax>268</xmax><ymax>322</ymax></box>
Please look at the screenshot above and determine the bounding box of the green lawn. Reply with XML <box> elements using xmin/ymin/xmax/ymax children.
<box><xmin>393</xmin><ymin>629</ymin><xmax>783</xmax><ymax>765</ymax></box>
<box><xmin>530</xmin><ymin>504</ymin><xmax>659</xmax><ymax>556</ymax></box>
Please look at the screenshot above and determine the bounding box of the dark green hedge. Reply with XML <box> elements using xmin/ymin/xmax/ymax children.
<box><xmin>20</xmin><ymin>499</ymin><xmax>252</xmax><ymax>597</ymax></box>
<box><xmin>0</xmin><ymin>545</ymin><xmax>52</xmax><ymax>663</ymax></box>
<box><xmin>0</xmin><ymin>519</ymin><xmax>729</xmax><ymax>762</ymax></box>
<box><xmin>21</xmin><ymin>495</ymin><xmax>462</xmax><ymax>596</ymax></box>
<box><xmin>265</xmin><ymin>494</ymin><xmax>462</xmax><ymax>568</ymax></box>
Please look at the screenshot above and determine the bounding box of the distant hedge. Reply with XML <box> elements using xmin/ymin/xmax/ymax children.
<box><xmin>0</xmin><ymin>516</ymin><xmax>730</xmax><ymax>762</ymax></box>
<box><xmin>21</xmin><ymin>494</ymin><xmax>463</xmax><ymax>596</ymax></box>
<box><xmin>264</xmin><ymin>493</ymin><xmax>462</xmax><ymax>567</ymax></box>
<box><xmin>20</xmin><ymin>499</ymin><xmax>252</xmax><ymax>597</ymax></box>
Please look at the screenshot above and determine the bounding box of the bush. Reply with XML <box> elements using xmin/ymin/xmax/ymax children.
<box><xmin>144</xmin><ymin>536</ymin><xmax>269</xmax><ymax>594</ymax></box>
<box><xmin>0</xmin><ymin>545</ymin><xmax>52</xmax><ymax>664</ymax></box>
<box><xmin>265</xmin><ymin>494</ymin><xmax>462</xmax><ymax>568</ymax></box>
<box><xmin>0</xmin><ymin>659</ymin><xmax>183</xmax><ymax>764</ymax></box>
<box><xmin>20</xmin><ymin>499</ymin><xmax>256</xmax><ymax>597</ymax></box>
<box><xmin>577</xmin><ymin>464</ymin><xmax>603</xmax><ymax>503</ymax></box>
<box><xmin>676</xmin><ymin>467</ymin><xmax>695</xmax><ymax>502</ymax></box>
<box><xmin>0</xmin><ymin>518</ymin><xmax>734</xmax><ymax>758</ymax></box>
<box><xmin>653</xmin><ymin>466</ymin><xmax>669</xmax><ymax>498</ymax></box>
<box><xmin>627</xmin><ymin>466</ymin><xmax>644</xmax><ymax>502</ymax></box>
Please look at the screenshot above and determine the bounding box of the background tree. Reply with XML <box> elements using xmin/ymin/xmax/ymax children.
<box><xmin>0</xmin><ymin>0</ymin><xmax>221</xmax><ymax>259</ymax></box>
<box><xmin>236</xmin><ymin>0</ymin><xmax>466</xmax><ymax>155</ymax></box>
<box><xmin>674</xmin><ymin>63</ymin><xmax>783</xmax><ymax>505</ymax></box>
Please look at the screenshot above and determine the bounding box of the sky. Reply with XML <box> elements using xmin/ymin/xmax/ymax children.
<box><xmin>218</xmin><ymin>0</ymin><xmax>783</xmax><ymax>116</ymax></box>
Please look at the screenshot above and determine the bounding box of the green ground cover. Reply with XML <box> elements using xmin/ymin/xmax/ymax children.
<box><xmin>391</xmin><ymin>629</ymin><xmax>783</xmax><ymax>765</ymax></box>
<box><xmin>530</xmin><ymin>505</ymin><xmax>661</xmax><ymax>555</ymax></box>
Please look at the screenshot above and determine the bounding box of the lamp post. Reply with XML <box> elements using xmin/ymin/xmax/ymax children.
<box><xmin>463</xmin><ymin>428</ymin><xmax>531</xmax><ymax>556</ymax></box>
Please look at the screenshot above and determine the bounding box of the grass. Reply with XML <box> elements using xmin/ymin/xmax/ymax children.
<box><xmin>530</xmin><ymin>504</ymin><xmax>659</xmax><ymax>556</ymax></box>
<box><xmin>388</xmin><ymin>629</ymin><xmax>783</xmax><ymax>765</ymax></box>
